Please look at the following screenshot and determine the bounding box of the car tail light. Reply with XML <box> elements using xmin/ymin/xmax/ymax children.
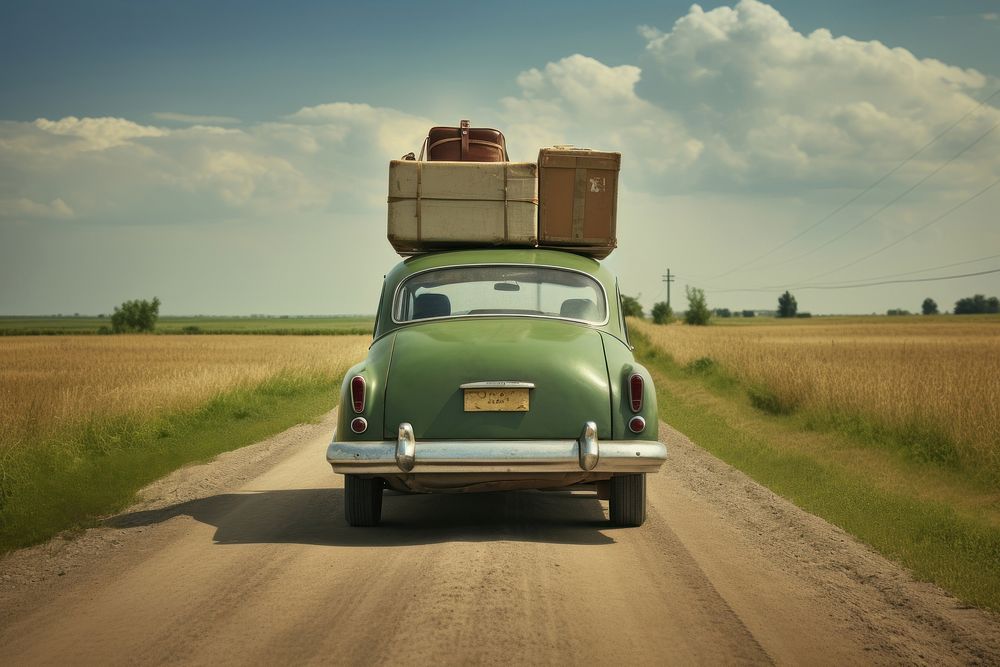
<box><xmin>629</xmin><ymin>373</ymin><xmax>643</xmax><ymax>413</ymax></box>
<box><xmin>628</xmin><ymin>416</ymin><xmax>646</xmax><ymax>433</ymax></box>
<box><xmin>350</xmin><ymin>417</ymin><xmax>368</xmax><ymax>434</ymax></box>
<box><xmin>351</xmin><ymin>375</ymin><xmax>366</xmax><ymax>414</ymax></box>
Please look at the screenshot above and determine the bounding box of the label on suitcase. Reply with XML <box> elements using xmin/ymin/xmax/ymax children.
<box><xmin>537</xmin><ymin>147</ymin><xmax>620</xmax><ymax>259</ymax></box>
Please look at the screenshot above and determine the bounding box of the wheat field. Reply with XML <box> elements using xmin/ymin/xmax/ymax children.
<box><xmin>0</xmin><ymin>335</ymin><xmax>371</xmax><ymax>454</ymax></box>
<box><xmin>632</xmin><ymin>317</ymin><xmax>1000</xmax><ymax>475</ymax></box>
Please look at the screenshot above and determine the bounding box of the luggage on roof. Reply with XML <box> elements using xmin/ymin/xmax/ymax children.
<box><xmin>536</xmin><ymin>147</ymin><xmax>620</xmax><ymax>260</ymax></box>
<box><xmin>387</xmin><ymin>160</ymin><xmax>537</xmax><ymax>255</ymax></box>
<box><xmin>386</xmin><ymin>124</ymin><xmax>619</xmax><ymax>259</ymax></box>
<box><xmin>425</xmin><ymin>120</ymin><xmax>507</xmax><ymax>162</ymax></box>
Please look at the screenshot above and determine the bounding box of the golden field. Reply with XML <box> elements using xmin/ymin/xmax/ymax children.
<box><xmin>0</xmin><ymin>335</ymin><xmax>371</xmax><ymax>454</ymax></box>
<box><xmin>632</xmin><ymin>317</ymin><xmax>1000</xmax><ymax>475</ymax></box>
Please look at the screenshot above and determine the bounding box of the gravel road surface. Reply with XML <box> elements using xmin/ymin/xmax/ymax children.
<box><xmin>1</xmin><ymin>411</ymin><xmax>998</xmax><ymax>665</ymax></box>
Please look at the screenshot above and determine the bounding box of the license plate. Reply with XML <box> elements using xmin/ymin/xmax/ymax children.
<box><xmin>464</xmin><ymin>387</ymin><xmax>530</xmax><ymax>412</ymax></box>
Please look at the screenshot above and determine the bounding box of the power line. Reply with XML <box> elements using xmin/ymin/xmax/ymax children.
<box><xmin>696</xmin><ymin>175</ymin><xmax>1000</xmax><ymax>293</ymax></box>
<box><xmin>707</xmin><ymin>86</ymin><xmax>1000</xmax><ymax>281</ymax></box>
<box><xmin>800</xmin><ymin>253</ymin><xmax>1000</xmax><ymax>286</ymax></box>
<box><xmin>682</xmin><ymin>253</ymin><xmax>1000</xmax><ymax>289</ymax></box>
<box><xmin>758</xmin><ymin>119</ymin><xmax>999</xmax><ymax>269</ymax></box>
<box><xmin>798</xmin><ymin>176</ymin><xmax>1000</xmax><ymax>282</ymax></box>
<box><xmin>705</xmin><ymin>267</ymin><xmax>1000</xmax><ymax>293</ymax></box>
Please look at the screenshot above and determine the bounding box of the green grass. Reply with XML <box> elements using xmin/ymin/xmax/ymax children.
<box><xmin>0</xmin><ymin>315</ymin><xmax>375</xmax><ymax>336</ymax></box>
<box><xmin>0</xmin><ymin>372</ymin><xmax>339</xmax><ymax>552</ymax></box>
<box><xmin>634</xmin><ymin>331</ymin><xmax>1000</xmax><ymax>612</ymax></box>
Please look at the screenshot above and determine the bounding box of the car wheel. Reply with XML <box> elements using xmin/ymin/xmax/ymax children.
<box><xmin>344</xmin><ymin>475</ymin><xmax>383</xmax><ymax>527</ymax></box>
<box><xmin>609</xmin><ymin>473</ymin><xmax>646</xmax><ymax>527</ymax></box>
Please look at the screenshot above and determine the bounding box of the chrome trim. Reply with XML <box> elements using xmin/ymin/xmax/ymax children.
<box><xmin>327</xmin><ymin>426</ymin><xmax>666</xmax><ymax>475</ymax></box>
<box><xmin>579</xmin><ymin>421</ymin><xmax>599</xmax><ymax>471</ymax></box>
<box><xmin>459</xmin><ymin>381</ymin><xmax>536</xmax><ymax>390</ymax></box>
<box><xmin>396</xmin><ymin>422</ymin><xmax>416</xmax><ymax>472</ymax></box>
<box><xmin>628</xmin><ymin>416</ymin><xmax>646</xmax><ymax>433</ymax></box>
<box><xmin>350</xmin><ymin>417</ymin><xmax>368</xmax><ymax>434</ymax></box>
<box><xmin>389</xmin><ymin>263</ymin><xmax>611</xmax><ymax>327</ymax></box>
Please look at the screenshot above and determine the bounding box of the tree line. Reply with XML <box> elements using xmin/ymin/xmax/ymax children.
<box><xmin>625</xmin><ymin>290</ymin><xmax>1000</xmax><ymax>326</ymax></box>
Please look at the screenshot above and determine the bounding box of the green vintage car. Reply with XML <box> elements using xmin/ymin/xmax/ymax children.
<box><xmin>327</xmin><ymin>248</ymin><xmax>666</xmax><ymax>527</ymax></box>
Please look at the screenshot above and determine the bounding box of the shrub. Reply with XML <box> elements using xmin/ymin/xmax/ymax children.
<box><xmin>111</xmin><ymin>297</ymin><xmax>161</xmax><ymax>333</ymax></box>
<box><xmin>651</xmin><ymin>301</ymin><xmax>674</xmax><ymax>324</ymax></box>
<box><xmin>777</xmin><ymin>291</ymin><xmax>797</xmax><ymax>318</ymax></box>
<box><xmin>621</xmin><ymin>294</ymin><xmax>644</xmax><ymax>318</ymax></box>
<box><xmin>684</xmin><ymin>286</ymin><xmax>711</xmax><ymax>326</ymax></box>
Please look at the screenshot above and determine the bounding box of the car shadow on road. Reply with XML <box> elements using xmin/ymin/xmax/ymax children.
<box><xmin>106</xmin><ymin>488</ymin><xmax>616</xmax><ymax>547</ymax></box>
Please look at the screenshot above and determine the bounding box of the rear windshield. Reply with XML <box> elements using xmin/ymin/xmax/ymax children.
<box><xmin>393</xmin><ymin>265</ymin><xmax>607</xmax><ymax>324</ymax></box>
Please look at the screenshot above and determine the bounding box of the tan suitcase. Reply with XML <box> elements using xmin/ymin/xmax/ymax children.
<box><xmin>537</xmin><ymin>147</ymin><xmax>620</xmax><ymax>259</ymax></box>
<box><xmin>387</xmin><ymin>160</ymin><xmax>538</xmax><ymax>255</ymax></box>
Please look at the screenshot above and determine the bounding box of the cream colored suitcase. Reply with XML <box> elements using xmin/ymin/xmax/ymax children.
<box><xmin>387</xmin><ymin>161</ymin><xmax>538</xmax><ymax>255</ymax></box>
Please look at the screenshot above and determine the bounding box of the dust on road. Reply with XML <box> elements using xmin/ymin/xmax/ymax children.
<box><xmin>1</xmin><ymin>412</ymin><xmax>998</xmax><ymax>665</ymax></box>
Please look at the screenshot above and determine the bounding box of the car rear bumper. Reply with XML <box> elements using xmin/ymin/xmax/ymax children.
<box><xmin>327</xmin><ymin>421</ymin><xmax>667</xmax><ymax>475</ymax></box>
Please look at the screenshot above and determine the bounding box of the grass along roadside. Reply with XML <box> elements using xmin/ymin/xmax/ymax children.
<box><xmin>0</xmin><ymin>371</ymin><xmax>340</xmax><ymax>552</ymax></box>
<box><xmin>632</xmin><ymin>317</ymin><xmax>1000</xmax><ymax>483</ymax></box>
<box><xmin>0</xmin><ymin>334</ymin><xmax>369</xmax><ymax>552</ymax></box>
<box><xmin>632</xmin><ymin>330</ymin><xmax>1000</xmax><ymax>612</ymax></box>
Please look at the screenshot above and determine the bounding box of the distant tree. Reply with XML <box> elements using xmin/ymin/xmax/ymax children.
<box><xmin>954</xmin><ymin>294</ymin><xmax>1000</xmax><ymax>315</ymax></box>
<box><xmin>713</xmin><ymin>308</ymin><xmax>732</xmax><ymax>318</ymax></box>
<box><xmin>111</xmin><ymin>297</ymin><xmax>161</xmax><ymax>333</ymax></box>
<box><xmin>887</xmin><ymin>308</ymin><xmax>911</xmax><ymax>316</ymax></box>
<box><xmin>777</xmin><ymin>291</ymin><xmax>797</xmax><ymax>318</ymax></box>
<box><xmin>651</xmin><ymin>301</ymin><xmax>673</xmax><ymax>324</ymax></box>
<box><xmin>621</xmin><ymin>294</ymin><xmax>644</xmax><ymax>318</ymax></box>
<box><xmin>741</xmin><ymin>310</ymin><xmax>756</xmax><ymax>318</ymax></box>
<box><xmin>684</xmin><ymin>286</ymin><xmax>711</xmax><ymax>326</ymax></box>
<box><xmin>921</xmin><ymin>298</ymin><xmax>939</xmax><ymax>315</ymax></box>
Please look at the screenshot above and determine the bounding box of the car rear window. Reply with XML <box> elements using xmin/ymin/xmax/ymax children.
<box><xmin>393</xmin><ymin>265</ymin><xmax>608</xmax><ymax>324</ymax></box>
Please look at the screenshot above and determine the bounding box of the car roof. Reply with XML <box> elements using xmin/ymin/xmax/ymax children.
<box><xmin>386</xmin><ymin>248</ymin><xmax>614</xmax><ymax>285</ymax></box>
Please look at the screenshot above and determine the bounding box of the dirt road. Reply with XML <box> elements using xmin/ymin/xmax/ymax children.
<box><xmin>2</xmin><ymin>412</ymin><xmax>998</xmax><ymax>665</ymax></box>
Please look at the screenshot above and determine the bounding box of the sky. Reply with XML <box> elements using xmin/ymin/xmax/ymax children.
<box><xmin>1</xmin><ymin>0</ymin><xmax>999</xmax><ymax>316</ymax></box>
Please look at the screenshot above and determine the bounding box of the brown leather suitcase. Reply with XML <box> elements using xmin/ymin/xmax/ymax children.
<box><xmin>537</xmin><ymin>147</ymin><xmax>620</xmax><ymax>259</ymax></box>
<box><xmin>425</xmin><ymin>120</ymin><xmax>508</xmax><ymax>162</ymax></box>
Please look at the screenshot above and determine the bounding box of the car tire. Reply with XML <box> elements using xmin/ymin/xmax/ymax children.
<box><xmin>609</xmin><ymin>473</ymin><xmax>646</xmax><ymax>527</ymax></box>
<box><xmin>344</xmin><ymin>475</ymin><xmax>383</xmax><ymax>527</ymax></box>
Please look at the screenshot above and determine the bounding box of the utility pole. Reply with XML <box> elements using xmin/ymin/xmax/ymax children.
<box><xmin>661</xmin><ymin>269</ymin><xmax>674</xmax><ymax>310</ymax></box>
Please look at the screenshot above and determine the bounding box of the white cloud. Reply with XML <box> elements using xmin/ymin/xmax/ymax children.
<box><xmin>632</xmin><ymin>0</ymin><xmax>999</xmax><ymax>190</ymax></box>
<box><xmin>32</xmin><ymin>116</ymin><xmax>168</xmax><ymax>151</ymax></box>
<box><xmin>500</xmin><ymin>54</ymin><xmax>702</xmax><ymax>175</ymax></box>
<box><xmin>496</xmin><ymin>0</ymin><xmax>1000</xmax><ymax>194</ymax></box>
<box><xmin>0</xmin><ymin>103</ymin><xmax>431</xmax><ymax>226</ymax></box>
<box><xmin>151</xmin><ymin>112</ymin><xmax>241</xmax><ymax>125</ymax></box>
<box><xmin>0</xmin><ymin>197</ymin><xmax>75</xmax><ymax>221</ymax></box>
